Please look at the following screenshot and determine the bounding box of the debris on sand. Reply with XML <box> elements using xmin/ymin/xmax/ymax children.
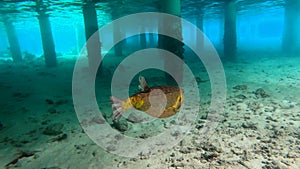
<box><xmin>42</xmin><ymin>123</ymin><xmax>64</xmax><ymax>136</ymax></box>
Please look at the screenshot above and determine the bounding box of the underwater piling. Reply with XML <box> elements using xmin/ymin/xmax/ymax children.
<box><xmin>147</xmin><ymin>25</ymin><xmax>156</xmax><ymax>47</ymax></box>
<box><xmin>223</xmin><ymin>0</ymin><xmax>237</xmax><ymax>60</ymax></box>
<box><xmin>196</xmin><ymin>10</ymin><xmax>204</xmax><ymax>51</ymax></box>
<box><xmin>140</xmin><ymin>26</ymin><xmax>147</xmax><ymax>49</ymax></box>
<box><xmin>148</xmin><ymin>33</ymin><xmax>155</xmax><ymax>47</ymax></box>
<box><xmin>282</xmin><ymin>0</ymin><xmax>300</xmax><ymax>55</ymax></box>
<box><xmin>3</xmin><ymin>19</ymin><xmax>22</xmax><ymax>63</ymax></box>
<box><xmin>113</xmin><ymin>25</ymin><xmax>123</xmax><ymax>56</ymax></box>
<box><xmin>82</xmin><ymin>1</ymin><xmax>102</xmax><ymax>70</ymax></box>
<box><xmin>159</xmin><ymin>0</ymin><xmax>184</xmax><ymax>85</ymax></box>
<box><xmin>38</xmin><ymin>14</ymin><xmax>57</xmax><ymax>67</ymax></box>
<box><xmin>112</xmin><ymin>15</ymin><xmax>123</xmax><ymax>56</ymax></box>
<box><xmin>75</xmin><ymin>24</ymin><xmax>85</xmax><ymax>55</ymax></box>
<box><xmin>36</xmin><ymin>0</ymin><xmax>57</xmax><ymax>67</ymax></box>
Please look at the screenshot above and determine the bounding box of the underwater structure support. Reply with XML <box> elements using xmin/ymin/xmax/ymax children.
<box><xmin>75</xmin><ymin>24</ymin><xmax>85</xmax><ymax>54</ymax></box>
<box><xmin>36</xmin><ymin>0</ymin><xmax>57</xmax><ymax>67</ymax></box>
<box><xmin>112</xmin><ymin>19</ymin><xmax>123</xmax><ymax>56</ymax></box>
<box><xmin>140</xmin><ymin>26</ymin><xmax>147</xmax><ymax>49</ymax></box>
<box><xmin>111</xmin><ymin>10</ymin><xmax>125</xmax><ymax>57</ymax></box>
<box><xmin>148</xmin><ymin>33</ymin><xmax>155</xmax><ymax>47</ymax></box>
<box><xmin>159</xmin><ymin>0</ymin><xmax>184</xmax><ymax>85</ymax></box>
<box><xmin>38</xmin><ymin>14</ymin><xmax>57</xmax><ymax>67</ymax></box>
<box><xmin>3</xmin><ymin>19</ymin><xmax>22</xmax><ymax>62</ymax></box>
<box><xmin>196</xmin><ymin>10</ymin><xmax>204</xmax><ymax>50</ymax></box>
<box><xmin>282</xmin><ymin>0</ymin><xmax>300</xmax><ymax>55</ymax></box>
<box><xmin>148</xmin><ymin>25</ymin><xmax>155</xmax><ymax>47</ymax></box>
<box><xmin>83</xmin><ymin>1</ymin><xmax>102</xmax><ymax>70</ymax></box>
<box><xmin>223</xmin><ymin>0</ymin><xmax>237</xmax><ymax>60</ymax></box>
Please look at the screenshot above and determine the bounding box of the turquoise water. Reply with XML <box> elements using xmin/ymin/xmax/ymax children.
<box><xmin>0</xmin><ymin>0</ymin><xmax>300</xmax><ymax>168</ymax></box>
<box><xmin>0</xmin><ymin>0</ymin><xmax>297</xmax><ymax>57</ymax></box>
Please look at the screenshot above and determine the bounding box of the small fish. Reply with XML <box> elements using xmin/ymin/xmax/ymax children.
<box><xmin>110</xmin><ymin>76</ymin><xmax>184</xmax><ymax>121</ymax></box>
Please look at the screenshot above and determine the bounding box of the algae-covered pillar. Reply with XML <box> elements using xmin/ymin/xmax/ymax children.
<box><xmin>282</xmin><ymin>0</ymin><xmax>300</xmax><ymax>55</ymax></box>
<box><xmin>83</xmin><ymin>0</ymin><xmax>102</xmax><ymax>70</ymax></box>
<box><xmin>111</xmin><ymin>11</ymin><xmax>124</xmax><ymax>56</ymax></box>
<box><xmin>113</xmin><ymin>18</ymin><xmax>123</xmax><ymax>56</ymax></box>
<box><xmin>3</xmin><ymin>19</ymin><xmax>22</xmax><ymax>62</ymax></box>
<box><xmin>36</xmin><ymin>0</ymin><xmax>57</xmax><ymax>67</ymax></box>
<box><xmin>148</xmin><ymin>25</ymin><xmax>155</xmax><ymax>47</ymax></box>
<box><xmin>159</xmin><ymin>0</ymin><xmax>184</xmax><ymax>85</ymax></box>
<box><xmin>148</xmin><ymin>32</ymin><xmax>155</xmax><ymax>47</ymax></box>
<box><xmin>223</xmin><ymin>0</ymin><xmax>237</xmax><ymax>60</ymax></box>
<box><xmin>196</xmin><ymin>9</ymin><xmax>204</xmax><ymax>51</ymax></box>
<box><xmin>113</xmin><ymin>24</ymin><xmax>123</xmax><ymax>56</ymax></box>
<box><xmin>140</xmin><ymin>26</ymin><xmax>147</xmax><ymax>49</ymax></box>
<box><xmin>75</xmin><ymin>24</ymin><xmax>85</xmax><ymax>54</ymax></box>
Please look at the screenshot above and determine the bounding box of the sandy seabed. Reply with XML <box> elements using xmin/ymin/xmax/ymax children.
<box><xmin>0</xmin><ymin>52</ymin><xmax>299</xmax><ymax>169</ymax></box>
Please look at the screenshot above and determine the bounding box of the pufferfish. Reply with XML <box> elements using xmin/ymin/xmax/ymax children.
<box><xmin>110</xmin><ymin>76</ymin><xmax>184</xmax><ymax>121</ymax></box>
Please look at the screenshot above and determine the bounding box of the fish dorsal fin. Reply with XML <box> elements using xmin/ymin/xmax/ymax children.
<box><xmin>138</xmin><ymin>76</ymin><xmax>150</xmax><ymax>92</ymax></box>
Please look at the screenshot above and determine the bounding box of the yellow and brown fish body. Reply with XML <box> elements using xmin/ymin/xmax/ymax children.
<box><xmin>111</xmin><ymin>77</ymin><xmax>184</xmax><ymax>121</ymax></box>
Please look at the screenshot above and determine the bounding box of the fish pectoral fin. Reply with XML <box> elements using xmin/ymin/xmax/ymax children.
<box><xmin>138</xmin><ymin>76</ymin><xmax>150</xmax><ymax>92</ymax></box>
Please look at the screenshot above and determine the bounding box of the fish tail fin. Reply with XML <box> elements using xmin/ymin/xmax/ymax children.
<box><xmin>110</xmin><ymin>96</ymin><xmax>133</xmax><ymax>121</ymax></box>
<box><xmin>110</xmin><ymin>96</ymin><xmax>125</xmax><ymax>121</ymax></box>
<box><xmin>138</xmin><ymin>76</ymin><xmax>150</xmax><ymax>92</ymax></box>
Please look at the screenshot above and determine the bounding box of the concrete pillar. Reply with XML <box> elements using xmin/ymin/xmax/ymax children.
<box><xmin>36</xmin><ymin>0</ymin><xmax>56</xmax><ymax>67</ymax></box>
<box><xmin>140</xmin><ymin>27</ymin><xmax>147</xmax><ymax>49</ymax></box>
<box><xmin>83</xmin><ymin>1</ymin><xmax>102</xmax><ymax>70</ymax></box>
<box><xmin>223</xmin><ymin>0</ymin><xmax>237</xmax><ymax>60</ymax></box>
<box><xmin>159</xmin><ymin>0</ymin><xmax>184</xmax><ymax>85</ymax></box>
<box><xmin>196</xmin><ymin>11</ymin><xmax>204</xmax><ymax>50</ymax></box>
<box><xmin>282</xmin><ymin>0</ymin><xmax>300</xmax><ymax>55</ymax></box>
<box><xmin>148</xmin><ymin>33</ymin><xmax>155</xmax><ymax>47</ymax></box>
<box><xmin>3</xmin><ymin>19</ymin><xmax>22</xmax><ymax>62</ymax></box>
<box><xmin>75</xmin><ymin>24</ymin><xmax>85</xmax><ymax>54</ymax></box>
<box><xmin>110</xmin><ymin>10</ymin><xmax>125</xmax><ymax>57</ymax></box>
<box><xmin>113</xmin><ymin>21</ymin><xmax>123</xmax><ymax>56</ymax></box>
<box><xmin>111</xmin><ymin>10</ymin><xmax>124</xmax><ymax>57</ymax></box>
